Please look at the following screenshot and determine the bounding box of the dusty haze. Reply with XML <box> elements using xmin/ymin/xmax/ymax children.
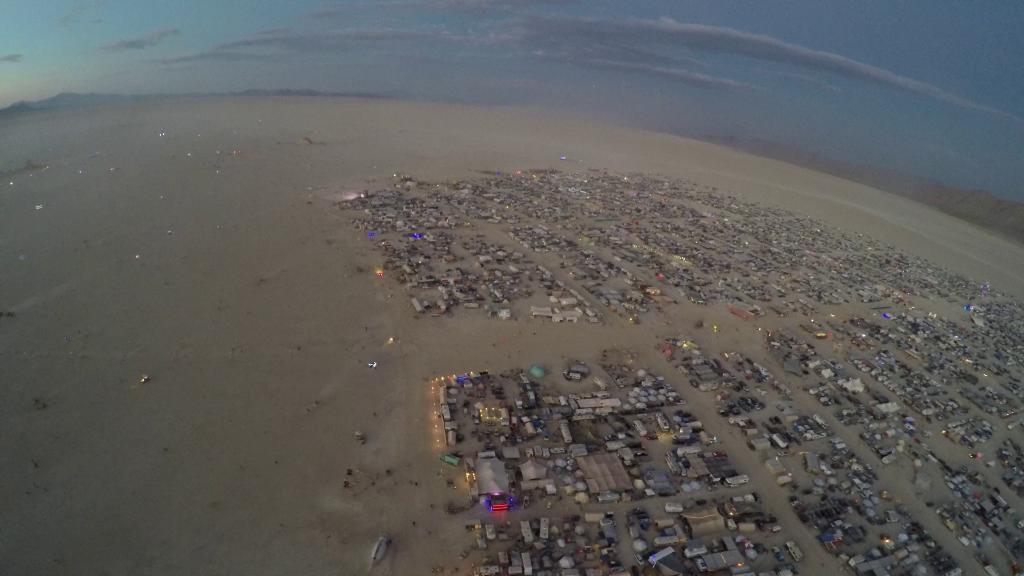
<box><xmin>1</xmin><ymin>97</ymin><xmax>1022</xmax><ymax>575</ymax></box>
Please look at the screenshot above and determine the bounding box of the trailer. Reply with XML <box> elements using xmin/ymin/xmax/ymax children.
<box><xmin>560</xmin><ymin>421</ymin><xmax>573</xmax><ymax>444</ymax></box>
<box><xmin>521</xmin><ymin>520</ymin><xmax>534</xmax><ymax>544</ymax></box>
<box><xmin>771</xmin><ymin>433</ymin><xmax>789</xmax><ymax>449</ymax></box>
<box><xmin>655</xmin><ymin>412</ymin><xmax>672</xmax><ymax>432</ymax></box>
<box><xmin>726</xmin><ymin>474</ymin><xmax>750</xmax><ymax>487</ymax></box>
<box><xmin>785</xmin><ymin>541</ymin><xmax>803</xmax><ymax>563</ymax></box>
<box><xmin>633</xmin><ymin>420</ymin><xmax>648</xmax><ymax>438</ymax></box>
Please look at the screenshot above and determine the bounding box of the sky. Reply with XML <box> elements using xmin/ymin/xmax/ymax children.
<box><xmin>1</xmin><ymin>0</ymin><xmax>1022</xmax><ymax>198</ymax></box>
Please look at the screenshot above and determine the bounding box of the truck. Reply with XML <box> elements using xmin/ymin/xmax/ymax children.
<box><xmin>599</xmin><ymin>515</ymin><xmax>617</xmax><ymax>543</ymax></box>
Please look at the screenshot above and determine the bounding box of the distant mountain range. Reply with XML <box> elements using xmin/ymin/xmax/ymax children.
<box><xmin>700</xmin><ymin>135</ymin><xmax>1024</xmax><ymax>244</ymax></box>
<box><xmin>0</xmin><ymin>89</ymin><xmax>397</xmax><ymax>117</ymax></box>
<box><xmin>3</xmin><ymin>91</ymin><xmax>1020</xmax><ymax>243</ymax></box>
<box><xmin>0</xmin><ymin>92</ymin><xmax>142</xmax><ymax>116</ymax></box>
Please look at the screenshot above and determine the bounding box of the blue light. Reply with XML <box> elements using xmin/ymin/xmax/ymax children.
<box><xmin>881</xmin><ymin>312</ymin><xmax>892</xmax><ymax>319</ymax></box>
<box><xmin>367</xmin><ymin>231</ymin><xmax>377</xmax><ymax>238</ymax></box>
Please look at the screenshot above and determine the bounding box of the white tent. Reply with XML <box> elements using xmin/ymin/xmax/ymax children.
<box><xmin>476</xmin><ymin>457</ymin><xmax>510</xmax><ymax>495</ymax></box>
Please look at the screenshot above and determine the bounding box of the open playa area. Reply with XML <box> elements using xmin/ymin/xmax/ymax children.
<box><xmin>3</xmin><ymin>97</ymin><xmax>1024</xmax><ymax>576</ymax></box>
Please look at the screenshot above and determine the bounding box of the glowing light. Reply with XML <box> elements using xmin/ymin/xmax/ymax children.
<box><xmin>375</xmin><ymin>269</ymin><xmax>384</xmax><ymax>278</ymax></box>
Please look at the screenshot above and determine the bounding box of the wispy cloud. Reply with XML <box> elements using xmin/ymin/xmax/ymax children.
<box><xmin>159</xmin><ymin>25</ymin><xmax>490</xmax><ymax>64</ymax></box>
<box><xmin>0</xmin><ymin>53</ymin><xmax>22</xmax><ymax>63</ymax></box>
<box><xmin>58</xmin><ymin>0</ymin><xmax>106</xmax><ymax>28</ymax></box>
<box><xmin>102</xmin><ymin>28</ymin><xmax>180</xmax><ymax>52</ymax></box>
<box><xmin>585</xmin><ymin>59</ymin><xmax>756</xmax><ymax>91</ymax></box>
<box><xmin>770</xmin><ymin>70</ymin><xmax>841</xmax><ymax>93</ymax></box>
<box><xmin>427</xmin><ymin>0</ymin><xmax>575</xmax><ymax>10</ymax></box>
<box><xmin>537</xmin><ymin>41</ymin><xmax>705</xmax><ymax>71</ymax></box>
<box><xmin>525</xmin><ymin>16</ymin><xmax>1020</xmax><ymax>122</ymax></box>
<box><xmin>160</xmin><ymin>50</ymin><xmax>281</xmax><ymax>65</ymax></box>
<box><xmin>310</xmin><ymin>0</ymin><xmax>572</xmax><ymax>17</ymax></box>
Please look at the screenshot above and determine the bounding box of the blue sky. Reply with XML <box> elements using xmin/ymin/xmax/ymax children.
<box><xmin>2</xmin><ymin>1</ymin><xmax>1022</xmax><ymax>198</ymax></box>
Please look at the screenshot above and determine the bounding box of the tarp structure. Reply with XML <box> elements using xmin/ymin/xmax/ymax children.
<box><xmin>577</xmin><ymin>453</ymin><xmax>632</xmax><ymax>493</ymax></box>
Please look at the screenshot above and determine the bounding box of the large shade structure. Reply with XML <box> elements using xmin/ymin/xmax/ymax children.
<box><xmin>682</xmin><ymin>505</ymin><xmax>726</xmax><ymax>537</ymax></box>
<box><xmin>519</xmin><ymin>459</ymin><xmax>548</xmax><ymax>481</ymax></box>
<box><xmin>577</xmin><ymin>453</ymin><xmax>632</xmax><ymax>493</ymax></box>
<box><xmin>476</xmin><ymin>457</ymin><xmax>510</xmax><ymax>496</ymax></box>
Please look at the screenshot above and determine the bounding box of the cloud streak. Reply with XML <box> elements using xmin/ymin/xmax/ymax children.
<box><xmin>102</xmin><ymin>28</ymin><xmax>179</xmax><ymax>51</ymax></box>
<box><xmin>526</xmin><ymin>16</ymin><xmax>1019</xmax><ymax>122</ymax></box>
<box><xmin>159</xmin><ymin>25</ymin><xmax>499</xmax><ymax>64</ymax></box>
<box><xmin>0</xmin><ymin>54</ymin><xmax>22</xmax><ymax>63</ymax></box>
<box><xmin>770</xmin><ymin>70</ymin><xmax>841</xmax><ymax>93</ymax></box>
<box><xmin>59</xmin><ymin>0</ymin><xmax>105</xmax><ymax>28</ymax></box>
<box><xmin>585</xmin><ymin>59</ymin><xmax>756</xmax><ymax>91</ymax></box>
<box><xmin>310</xmin><ymin>0</ymin><xmax>572</xmax><ymax>17</ymax></box>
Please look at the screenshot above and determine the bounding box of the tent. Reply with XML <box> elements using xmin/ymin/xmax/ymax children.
<box><xmin>476</xmin><ymin>457</ymin><xmax>510</xmax><ymax>496</ymax></box>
